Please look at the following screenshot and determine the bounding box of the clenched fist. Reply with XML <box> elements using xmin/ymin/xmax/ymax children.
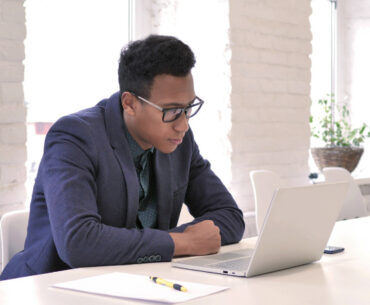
<box><xmin>170</xmin><ymin>220</ymin><xmax>221</xmax><ymax>256</ymax></box>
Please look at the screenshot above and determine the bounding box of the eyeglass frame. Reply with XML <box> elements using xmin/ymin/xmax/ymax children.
<box><xmin>129</xmin><ymin>92</ymin><xmax>204</xmax><ymax>123</ymax></box>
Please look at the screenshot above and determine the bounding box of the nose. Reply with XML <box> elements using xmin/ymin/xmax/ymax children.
<box><xmin>173</xmin><ymin>111</ymin><xmax>189</xmax><ymax>133</ymax></box>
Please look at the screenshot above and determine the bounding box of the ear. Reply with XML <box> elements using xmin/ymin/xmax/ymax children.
<box><xmin>121</xmin><ymin>92</ymin><xmax>137</xmax><ymax>116</ymax></box>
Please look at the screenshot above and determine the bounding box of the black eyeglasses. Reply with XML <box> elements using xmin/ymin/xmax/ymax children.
<box><xmin>130</xmin><ymin>92</ymin><xmax>204</xmax><ymax>123</ymax></box>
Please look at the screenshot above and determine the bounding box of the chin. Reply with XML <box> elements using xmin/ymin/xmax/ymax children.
<box><xmin>156</xmin><ymin>144</ymin><xmax>178</xmax><ymax>154</ymax></box>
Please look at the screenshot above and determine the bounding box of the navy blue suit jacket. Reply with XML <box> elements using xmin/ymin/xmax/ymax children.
<box><xmin>1</xmin><ymin>92</ymin><xmax>244</xmax><ymax>280</ymax></box>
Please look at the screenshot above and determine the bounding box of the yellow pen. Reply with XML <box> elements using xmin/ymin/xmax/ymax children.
<box><xmin>149</xmin><ymin>276</ymin><xmax>188</xmax><ymax>292</ymax></box>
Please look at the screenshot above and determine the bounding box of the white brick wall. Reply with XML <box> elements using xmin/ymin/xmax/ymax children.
<box><xmin>229</xmin><ymin>0</ymin><xmax>312</xmax><ymax>236</ymax></box>
<box><xmin>0</xmin><ymin>0</ymin><xmax>27</xmax><ymax>215</ymax></box>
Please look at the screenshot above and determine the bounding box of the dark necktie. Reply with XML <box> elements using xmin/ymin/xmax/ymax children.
<box><xmin>137</xmin><ymin>151</ymin><xmax>157</xmax><ymax>228</ymax></box>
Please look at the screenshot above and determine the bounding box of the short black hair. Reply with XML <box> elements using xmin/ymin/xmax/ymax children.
<box><xmin>118</xmin><ymin>35</ymin><xmax>196</xmax><ymax>98</ymax></box>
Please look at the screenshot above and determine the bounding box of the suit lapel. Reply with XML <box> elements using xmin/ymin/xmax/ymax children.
<box><xmin>154</xmin><ymin>151</ymin><xmax>173</xmax><ymax>230</ymax></box>
<box><xmin>105</xmin><ymin>92</ymin><xmax>139</xmax><ymax>228</ymax></box>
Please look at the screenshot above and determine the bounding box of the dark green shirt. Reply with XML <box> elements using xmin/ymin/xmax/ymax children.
<box><xmin>123</xmin><ymin>123</ymin><xmax>158</xmax><ymax>229</ymax></box>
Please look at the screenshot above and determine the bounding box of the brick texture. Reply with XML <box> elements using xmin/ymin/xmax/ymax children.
<box><xmin>0</xmin><ymin>0</ymin><xmax>27</xmax><ymax>217</ymax></box>
<box><xmin>229</xmin><ymin>0</ymin><xmax>312</xmax><ymax>236</ymax></box>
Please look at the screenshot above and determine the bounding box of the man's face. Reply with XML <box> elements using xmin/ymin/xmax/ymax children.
<box><xmin>124</xmin><ymin>73</ymin><xmax>195</xmax><ymax>154</ymax></box>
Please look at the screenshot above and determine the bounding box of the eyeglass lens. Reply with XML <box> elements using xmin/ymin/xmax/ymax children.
<box><xmin>163</xmin><ymin>102</ymin><xmax>202</xmax><ymax>122</ymax></box>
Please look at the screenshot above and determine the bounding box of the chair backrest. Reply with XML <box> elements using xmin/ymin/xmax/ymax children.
<box><xmin>249</xmin><ymin>170</ymin><xmax>281</xmax><ymax>234</ymax></box>
<box><xmin>0</xmin><ymin>209</ymin><xmax>29</xmax><ymax>271</ymax></box>
<box><xmin>323</xmin><ymin>167</ymin><xmax>368</xmax><ymax>220</ymax></box>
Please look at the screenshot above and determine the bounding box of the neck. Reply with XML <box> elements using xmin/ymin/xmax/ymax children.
<box><xmin>123</xmin><ymin>113</ymin><xmax>153</xmax><ymax>151</ymax></box>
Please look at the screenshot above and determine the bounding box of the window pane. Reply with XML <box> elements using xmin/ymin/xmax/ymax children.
<box><xmin>24</xmin><ymin>0</ymin><xmax>130</xmax><ymax>201</ymax></box>
<box><xmin>24</xmin><ymin>0</ymin><xmax>130</xmax><ymax>121</ymax></box>
<box><xmin>310</xmin><ymin>0</ymin><xmax>332</xmax><ymax>111</ymax></box>
<box><xmin>309</xmin><ymin>0</ymin><xmax>332</xmax><ymax>172</ymax></box>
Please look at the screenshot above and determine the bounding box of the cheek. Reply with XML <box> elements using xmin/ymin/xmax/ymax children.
<box><xmin>139</xmin><ymin>115</ymin><xmax>168</xmax><ymax>141</ymax></box>
<box><xmin>151</xmin><ymin>124</ymin><xmax>169</xmax><ymax>141</ymax></box>
<box><xmin>137</xmin><ymin>110</ymin><xmax>160</xmax><ymax>130</ymax></box>
<box><xmin>149</xmin><ymin>124</ymin><xmax>175</xmax><ymax>148</ymax></box>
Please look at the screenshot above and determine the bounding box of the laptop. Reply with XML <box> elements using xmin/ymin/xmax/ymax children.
<box><xmin>172</xmin><ymin>182</ymin><xmax>349</xmax><ymax>277</ymax></box>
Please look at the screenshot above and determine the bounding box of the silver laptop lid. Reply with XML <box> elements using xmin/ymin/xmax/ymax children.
<box><xmin>246</xmin><ymin>182</ymin><xmax>349</xmax><ymax>277</ymax></box>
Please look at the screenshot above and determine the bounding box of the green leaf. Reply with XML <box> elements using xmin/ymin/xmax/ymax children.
<box><xmin>310</xmin><ymin>94</ymin><xmax>370</xmax><ymax>147</ymax></box>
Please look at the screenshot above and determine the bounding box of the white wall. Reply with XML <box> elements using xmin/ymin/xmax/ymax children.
<box><xmin>0</xmin><ymin>0</ymin><xmax>27</xmax><ymax>216</ymax></box>
<box><xmin>229</xmin><ymin>0</ymin><xmax>312</xmax><ymax>236</ymax></box>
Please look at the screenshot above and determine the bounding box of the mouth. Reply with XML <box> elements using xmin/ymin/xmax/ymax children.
<box><xmin>169</xmin><ymin>138</ymin><xmax>183</xmax><ymax>145</ymax></box>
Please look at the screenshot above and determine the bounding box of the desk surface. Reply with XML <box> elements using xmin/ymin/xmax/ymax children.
<box><xmin>1</xmin><ymin>217</ymin><xmax>369</xmax><ymax>305</ymax></box>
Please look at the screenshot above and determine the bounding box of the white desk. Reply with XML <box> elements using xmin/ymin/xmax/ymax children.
<box><xmin>0</xmin><ymin>217</ymin><xmax>369</xmax><ymax>305</ymax></box>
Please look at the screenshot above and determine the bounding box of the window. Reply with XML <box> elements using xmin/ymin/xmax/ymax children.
<box><xmin>310</xmin><ymin>0</ymin><xmax>334</xmax><ymax>149</ymax></box>
<box><xmin>342</xmin><ymin>6</ymin><xmax>370</xmax><ymax>176</ymax></box>
<box><xmin>310</xmin><ymin>0</ymin><xmax>370</xmax><ymax>176</ymax></box>
<box><xmin>24</xmin><ymin>0</ymin><xmax>132</xmax><ymax>201</ymax></box>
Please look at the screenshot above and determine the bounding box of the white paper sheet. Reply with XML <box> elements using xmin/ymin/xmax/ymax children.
<box><xmin>51</xmin><ymin>272</ymin><xmax>228</xmax><ymax>303</ymax></box>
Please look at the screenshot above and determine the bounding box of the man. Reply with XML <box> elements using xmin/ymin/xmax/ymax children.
<box><xmin>1</xmin><ymin>35</ymin><xmax>245</xmax><ymax>280</ymax></box>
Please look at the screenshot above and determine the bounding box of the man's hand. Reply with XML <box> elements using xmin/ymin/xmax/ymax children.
<box><xmin>169</xmin><ymin>220</ymin><xmax>221</xmax><ymax>256</ymax></box>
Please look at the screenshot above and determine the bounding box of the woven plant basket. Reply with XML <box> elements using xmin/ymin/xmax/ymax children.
<box><xmin>311</xmin><ymin>147</ymin><xmax>364</xmax><ymax>173</ymax></box>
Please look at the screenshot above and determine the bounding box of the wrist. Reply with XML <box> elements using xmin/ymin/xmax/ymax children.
<box><xmin>169</xmin><ymin>232</ymin><xmax>191</xmax><ymax>256</ymax></box>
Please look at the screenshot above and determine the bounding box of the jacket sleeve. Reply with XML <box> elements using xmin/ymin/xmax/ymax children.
<box><xmin>41</xmin><ymin>115</ymin><xmax>174</xmax><ymax>268</ymax></box>
<box><xmin>169</xmin><ymin>129</ymin><xmax>245</xmax><ymax>245</ymax></box>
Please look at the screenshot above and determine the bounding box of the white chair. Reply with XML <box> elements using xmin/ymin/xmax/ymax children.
<box><xmin>249</xmin><ymin>170</ymin><xmax>281</xmax><ymax>234</ymax></box>
<box><xmin>323</xmin><ymin>167</ymin><xmax>369</xmax><ymax>220</ymax></box>
<box><xmin>0</xmin><ymin>209</ymin><xmax>29</xmax><ymax>271</ymax></box>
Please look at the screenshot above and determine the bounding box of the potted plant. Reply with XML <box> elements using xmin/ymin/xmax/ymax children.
<box><xmin>309</xmin><ymin>94</ymin><xmax>370</xmax><ymax>172</ymax></box>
